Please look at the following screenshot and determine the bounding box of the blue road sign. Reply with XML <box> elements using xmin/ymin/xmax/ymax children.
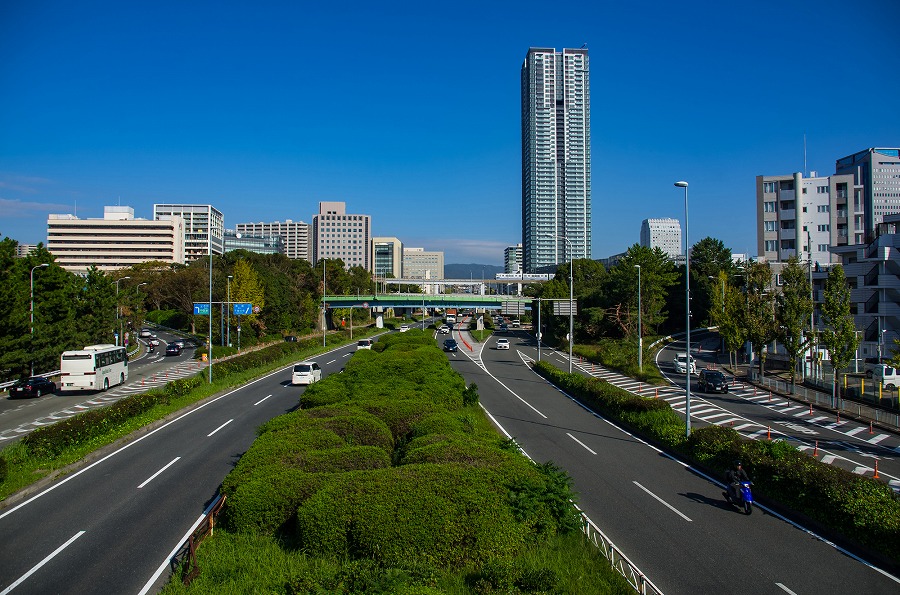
<box><xmin>193</xmin><ymin>303</ymin><xmax>211</xmax><ymax>315</ymax></box>
<box><xmin>232</xmin><ymin>302</ymin><xmax>252</xmax><ymax>316</ymax></box>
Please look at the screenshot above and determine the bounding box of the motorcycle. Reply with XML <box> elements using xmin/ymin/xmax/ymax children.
<box><xmin>148</xmin><ymin>344</ymin><xmax>155</xmax><ymax>353</ymax></box>
<box><xmin>724</xmin><ymin>481</ymin><xmax>753</xmax><ymax>515</ymax></box>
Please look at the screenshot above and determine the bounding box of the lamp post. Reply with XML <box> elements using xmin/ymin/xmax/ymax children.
<box><xmin>322</xmin><ymin>259</ymin><xmax>327</xmax><ymax>347</ymax></box>
<box><xmin>208</xmin><ymin>247</ymin><xmax>212</xmax><ymax>383</ymax></box>
<box><xmin>675</xmin><ymin>180</ymin><xmax>692</xmax><ymax>437</ymax></box>
<box><xmin>114</xmin><ymin>276</ymin><xmax>131</xmax><ymax>348</ymax></box>
<box><xmin>226</xmin><ymin>275</ymin><xmax>233</xmax><ymax>347</ymax></box>
<box><xmin>562</xmin><ymin>236</ymin><xmax>574</xmax><ymax>373</ymax></box>
<box><xmin>635</xmin><ymin>265</ymin><xmax>642</xmax><ymax>372</ymax></box>
<box><xmin>30</xmin><ymin>263</ymin><xmax>49</xmax><ymax>375</ymax></box>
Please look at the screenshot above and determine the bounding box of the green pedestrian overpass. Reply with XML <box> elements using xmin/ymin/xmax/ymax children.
<box><xmin>322</xmin><ymin>293</ymin><xmax>532</xmax><ymax>311</ymax></box>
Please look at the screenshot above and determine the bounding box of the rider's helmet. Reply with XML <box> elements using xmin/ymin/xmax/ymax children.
<box><xmin>734</xmin><ymin>460</ymin><xmax>742</xmax><ymax>467</ymax></box>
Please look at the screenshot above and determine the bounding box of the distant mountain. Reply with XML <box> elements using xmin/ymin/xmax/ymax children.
<box><xmin>444</xmin><ymin>264</ymin><xmax>505</xmax><ymax>279</ymax></box>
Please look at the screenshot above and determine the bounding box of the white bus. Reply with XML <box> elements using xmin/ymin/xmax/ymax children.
<box><xmin>59</xmin><ymin>344</ymin><xmax>129</xmax><ymax>392</ymax></box>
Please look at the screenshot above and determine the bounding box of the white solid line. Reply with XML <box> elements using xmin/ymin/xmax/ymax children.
<box><xmin>326</xmin><ymin>359</ymin><xmax>336</xmax><ymax>364</ymax></box>
<box><xmin>776</xmin><ymin>582</ymin><xmax>799</xmax><ymax>595</ymax></box>
<box><xmin>137</xmin><ymin>502</ymin><xmax>217</xmax><ymax>595</ymax></box>
<box><xmin>207</xmin><ymin>419</ymin><xmax>233</xmax><ymax>437</ymax></box>
<box><xmin>0</xmin><ymin>531</ymin><xmax>86</xmax><ymax>595</ymax></box>
<box><xmin>632</xmin><ymin>481</ymin><xmax>692</xmax><ymax>522</ymax></box>
<box><xmin>137</xmin><ymin>457</ymin><xmax>181</xmax><ymax>489</ymax></box>
<box><xmin>253</xmin><ymin>394</ymin><xmax>273</xmax><ymax>406</ymax></box>
<box><xmin>342</xmin><ymin>353</ymin><xmax>351</xmax><ymax>357</ymax></box>
<box><xmin>566</xmin><ymin>432</ymin><xmax>597</xmax><ymax>455</ymax></box>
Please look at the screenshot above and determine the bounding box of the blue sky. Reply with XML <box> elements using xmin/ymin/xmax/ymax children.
<box><xmin>2</xmin><ymin>0</ymin><xmax>898</xmax><ymax>265</ymax></box>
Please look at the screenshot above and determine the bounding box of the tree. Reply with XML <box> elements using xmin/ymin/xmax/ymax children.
<box><xmin>775</xmin><ymin>257</ymin><xmax>813</xmax><ymax>393</ymax></box>
<box><xmin>690</xmin><ymin>237</ymin><xmax>736</xmax><ymax>325</ymax></box>
<box><xmin>605</xmin><ymin>245</ymin><xmax>678</xmax><ymax>338</ymax></box>
<box><xmin>743</xmin><ymin>260</ymin><xmax>776</xmax><ymax>377</ymax></box>
<box><xmin>820</xmin><ymin>264</ymin><xmax>859</xmax><ymax>407</ymax></box>
<box><xmin>231</xmin><ymin>258</ymin><xmax>266</xmax><ymax>337</ymax></box>
<box><xmin>719</xmin><ymin>282</ymin><xmax>748</xmax><ymax>368</ymax></box>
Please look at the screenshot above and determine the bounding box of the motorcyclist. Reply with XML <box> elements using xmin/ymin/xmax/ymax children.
<box><xmin>724</xmin><ymin>461</ymin><xmax>750</xmax><ymax>502</ymax></box>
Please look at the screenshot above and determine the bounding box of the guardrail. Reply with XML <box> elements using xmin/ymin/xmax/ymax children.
<box><xmin>172</xmin><ymin>494</ymin><xmax>226</xmax><ymax>585</ymax></box>
<box><xmin>580</xmin><ymin>509</ymin><xmax>664</xmax><ymax>594</ymax></box>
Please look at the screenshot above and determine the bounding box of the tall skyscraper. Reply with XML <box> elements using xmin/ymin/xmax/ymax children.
<box><xmin>521</xmin><ymin>47</ymin><xmax>591</xmax><ymax>273</ymax></box>
<box><xmin>640</xmin><ymin>218</ymin><xmax>682</xmax><ymax>260</ymax></box>
<box><xmin>835</xmin><ymin>148</ymin><xmax>900</xmax><ymax>243</ymax></box>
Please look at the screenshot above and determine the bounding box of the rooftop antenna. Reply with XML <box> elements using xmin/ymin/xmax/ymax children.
<box><xmin>580</xmin><ymin>42</ymin><xmax>588</xmax><ymax>49</ymax></box>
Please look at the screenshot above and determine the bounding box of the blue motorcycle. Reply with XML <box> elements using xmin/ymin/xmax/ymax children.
<box><xmin>724</xmin><ymin>481</ymin><xmax>754</xmax><ymax>515</ymax></box>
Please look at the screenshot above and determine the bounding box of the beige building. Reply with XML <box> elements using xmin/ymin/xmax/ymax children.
<box><xmin>235</xmin><ymin>219</ymin><xmax>311</xmax><ymax>261</ymax></box>
<box><xmin>403</xmin><ymin>247</ymin><xmax>444</xmax><ymax>280</ymax></box>
<box><xmin>153</xmin><ymin>203</ymin><xmax>224</xmax><ymax>261</ymax></box>
<box><xmin>312</xmin><ymin>201</ymin><xmax>371</xmax><ymax>269</ymax></box>
<box><xmin>47</xmin><ymin>206</ymin><xmax>185</xmax><ymax>274</ymax></box>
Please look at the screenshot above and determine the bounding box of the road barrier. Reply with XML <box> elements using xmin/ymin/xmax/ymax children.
<box><xmin>173</xmin><ymin>493</ymin><xmax>226</xmax><ymax>585</ymax></box>
<box><xmin>580</xmin><ymin>512</ymin><xmax>663</xmax><ymax>595</ymax></box>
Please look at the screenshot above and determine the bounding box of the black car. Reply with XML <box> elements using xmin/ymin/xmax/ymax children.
<box><xmin>10</xmin><ymin>376</ymin><xmax>56</xmax><ymax>398</ymax></box>
<box><xmin>284</xmin><ymin>335</ymin><xmax>299</xmax><ymax>342</ymax></box>
<box><xmin>165</xmin><ymin>344</ymin><xmax>182</xmax><ymax>356</ymax></box>
<box><xmin>698</xmin><ymin>369</ymin><xmax>729</xmax><ymax>393</ymax></box>
<box><xmin>443</xmin><ymin>339</ymin><xmax>459</xmax><ymax>352</ymax></box>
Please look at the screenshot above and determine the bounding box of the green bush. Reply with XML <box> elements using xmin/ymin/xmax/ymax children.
<box><xmin>164</xmin><ymin>375</ymin><xmax>203</xmax><ymax>398</ymax></box>
<box><xmin>0</xmin><ymin>455</ymin><xmax>7</xmax><ymax>484</ymax></box>
<box><xmin>224</xmin><ymin>468</ymin><xmax>329</xmax><ymax>534</ymax></box>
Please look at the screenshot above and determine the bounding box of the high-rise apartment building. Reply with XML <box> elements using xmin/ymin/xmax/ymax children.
<box><xmin>234</xmin><ymin>219</ymin><xmax>312</xmax><ymax>262</ymax></box>
<box><xmin>521</xmin><ymin>47</ymin><xmax>591</xmax><ymax>273</ymax></box>
<box><xmin>47</xmin><ymin>206</ymin><xmax>185</xmax><ymax>274</ymax></box>
<box><xmin>312</xmin><ymin>201</ymin><xmax>371</xmax><ymax>269</ymax></box>
<box><xmin>640</xmin><ymin>218</ymin><xmax>682</xmax><ymax>260</ymax></box>
<box><xmin>153</xmin><ymin>203</ymin><xmax>224</xmax><ymax>261</ymax></box>
<box><xmin>372</xmin><ymin>237</ymin><xmax>403</xmax><ymax>279</ymax></box>
<box><xmin>835</xmin><ymin>148</ymin><xmax>900</xmax><ymax>243</ymax></box>
<box><xmin>504</xmin><ymin>244</ymin><xmax>523</xmax><ymax>274</ymax></box>
<box><xmin>756</xmin><ymin>172</ymin><xmax>857</xmax><ymax>264</ymax></box>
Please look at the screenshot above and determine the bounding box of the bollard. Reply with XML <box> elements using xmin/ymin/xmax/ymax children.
<box><xmin>767</xmin><ymin>426</ymin><xmax>771</xmax><ymax>440</ymax></box>
<box><xmin>768</xmin><ymin>391</ymin><xmax>772</xmax><ymax>402</ymax></box>
<box><xmin>754</xmin><ymin>386</ymin><xmax>757</xmax><ymax>396</ymax></box>
<box><xmin>814</xmin><ymin>440</ymin><xmax>818</xmax><ymax>456</ymax></box>
<box><xmin>870</xmin><ymin>421</ymin><xmax>874</xmax><ymax>434</ymax></box>
<box><xmin>837</xmin><ymin>411</ymin><xmax>840</xmax><ymax>423</ymax></box>
<box><xmin>655</xmin><ymin>388</ymin><xmax>658</xmax><ymax>399</ymax></box>
<box><xmin>639</xmin><ymin>382</ymin><xmax>642</xmax><ymax>394</ymax></box>
<box><xmin>808</xmin><ymin>403</ymin><xmax>813</xmax><ymax>415</ymax></box>
<box><xmin>874</xmin><ymin>461</ymin><xmax>880</xmax><ymax>479</ymax></box>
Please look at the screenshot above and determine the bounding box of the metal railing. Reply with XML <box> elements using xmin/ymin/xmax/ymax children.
<box><xmin>172</xmin><ymin>494</ymin><xmax>226</xmax><ymax>585</ymax></box>
<box><xmin>580</xmin><ymin>511</ymin><xmax>664</xmax><ymax>595</ymax></box>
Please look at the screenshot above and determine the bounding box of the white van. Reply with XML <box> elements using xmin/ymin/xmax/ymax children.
<box><xmin>291</xmin><ymin>361</ymin><xmax>322</xmax><ymax>385</ymax></box>
<box><xmin>873</xmin><ymin>364</ymin><xmax>899</xmax><ymax>389</ymax></box>
<box><xmin>357</xmin><ymin>339</ymin><xmax>374</xmax><ymax>350</ymax></box>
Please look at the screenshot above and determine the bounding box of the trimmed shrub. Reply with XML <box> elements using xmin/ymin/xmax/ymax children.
<box><xmin>224</xmin><ymin>468</ymin><xmax>329</xmax><ymax>534</ymax></box>
<box><xmin>0</xmin><ymin>455</ymin><xmax>7</xmax><ymax>484</ymax></box>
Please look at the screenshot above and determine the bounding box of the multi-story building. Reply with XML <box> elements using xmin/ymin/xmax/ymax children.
<box><xmin>521</xmin><ymin>47</ymin><xmax>591</xmax><ymax>273</ymax></box>
<box><xmin>504</xmin><ymin>244</ymin><xmax>523</xmax><ymax>274</ymax></box>
<box><xmin>835</xmin><ymin>148</ymin><xmax>900</xmax><ymax>243</ymax></box>
<box><xmin>756</xmin><ymin>172</ymin><xmax>857</xmax><ymax>264</ymax></box>
<box><xmin>47</xmin><ymin>206</ymin><xmax>185</xmax><ymax>274</ymax></box>
<box><xmin>640</xmin><ymin>218</ymin><xmax>682</xmax><ymax>260</ymax></box>
<box><xmin>234</xmin><ymin>219</ymin><xmax>312</xmax><ymax>261</ymax></box>
<box><xmin>403</xmin><ymin>248</ymin><xmax>444</xmax><ymax>281</ymax></box>
<box><xmin>224</xmin><ymin>230</ymin><xmax>284</xmax><ymax>255</ymax></box>
<box><xmin>372</xmin><ymin>237</ymin><xmax>403</xmax><ymax>279</ymax></box>
<box><xmin>15</xmin><ymin>244</ymin><xmax>37</xmax><ymax>258</ymax></box>
<box><xmin>153</xmin><ymin>203</ymin><xmax>224</xmax><ymax>261</ymax></box>
<box><xmin>312</xmin><ymin>201</ymin><xmax>371</xmax><ymax>269</ymax></box>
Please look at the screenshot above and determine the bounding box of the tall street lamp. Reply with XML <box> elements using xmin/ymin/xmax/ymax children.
<box><xmin>322</xmin><ymin>259</ymin><xmax>327</xmax><ymax>347</ymax></box>
<box><xmin>635</xmin><ymin>265</ymin><xmax>642</xmax><ymax>372</ymax></box>
<box><xmin>208</xmin><ymin>248</ymin><xmax>213</xmax><ymax>383</ymax></box>
<box><xmin>30</xmin><ymin>263</ymin><xmax>49</xmax><ymax>375</ymax></box>
<box><xmin>115</xmin><ymin>276</ymin><xmax>132</xmax><ymax>348</ymax></box>
<box><xmin>562</xmin><ymin>236</ymin><xmax>574</xmax><ymax>373</ymax></box>
<box><xmin>675</xmin><ymin>180</ymin><xmax>692</xmax><ymax>437</ymax></box>
<box><xmin>226</xmin><ymin>275</ymin><xmax>233</xmax><ymax>347</ymax></box>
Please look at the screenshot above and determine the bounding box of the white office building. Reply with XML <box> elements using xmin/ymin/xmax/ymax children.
<box><xmin>235</xmin><ymin>219</ymin><xmax>312</xmax><ymax>262</ymax></box>
<box><xmin>504</xmin><ymin>244</ymin><xmax>523</xmax><ymax>274</ymax></box>
<box><xmin>153</xmin><ymin>203</ymin><xmax>224</xmax><ymax>261</ymax></box>
<box><xmin>640</xmin><ymin>218</ymin><xmax>682</xmax><ymax>260</ymax></box>
<box><xmin>312</xmin><ymin>201</ymin><xmax>371</xmax><ymax>269</ymax></box>
<box><xmin>47</xmin><ymin>206</ymin><xmax>185</xmax><ymax>274</ymax></box>
<box><xmin>372</xmin><ymin>237</ymin><xmax>403</xmax><ymax>279</ymax></box>
<box><xmin>521</xmin><ymin>47</ymin><xmax>591</xmax><ymax>273</ymax></box>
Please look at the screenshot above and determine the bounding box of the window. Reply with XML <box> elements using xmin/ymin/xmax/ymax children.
<box><xmin>818</xmin><ymin>244</ymin><xmax>829</xmax><ymax>252</ymax></box>
<box><xmin>765</xmin><ymin>240</ymin><xmax>777</xmax><ymax>251</ymax></box>
<box><xmin>780</xmin><ymin>201</ymin><xmax>795</xmax><ymax>210</ymax></box>
<box><xmin>780</xmin><ymin>180</ymin><xmax>794</xmax><ymax>191</ymax></box>
<box><xmin>817</xmin><ymin>186</ymin><xmax>829</xmax><ymax>194</ymax></box>
<box><xmin>764</xmin><ymin>201</ymin><xmax>776</xmax><ymax>212</ymax></box>
<box><xmin>781</xmin><ymin>220</ymin><xmax>795</xmax><ymax>230</ymax></box>
<box><xmin>764</xmin><ymin>220</ymin><xmax>776</xmax><ymax>232</ymax></box>
<box><xmin>817</xmin><ymin>205</ymin><xmax>830</xmax><ymax>213</ymax></box>
<box><xmin>763</xmin><ymin>182</ymin><xmax>777</xmax><ymax>193</ymax></box>
<box><xmin>818</xmin><ymin>224</ymin><xmax>830</xmax><ymax>232</ymax></box>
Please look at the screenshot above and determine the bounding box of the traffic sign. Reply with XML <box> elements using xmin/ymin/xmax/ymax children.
<box><xmin>232</xmin><ymin>302</ymin><xmax>252</xmax><ymax>316</ymax></box>
<box><xmin>193</xmin><ymin>303</ymin><xmax>211</xmax><ymax>315</ymax></box>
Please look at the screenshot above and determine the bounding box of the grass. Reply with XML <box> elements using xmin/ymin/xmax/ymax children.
<box><xmin>573</xmin><ymin>337</ymin><xmax>667</xmax><ymax>385</ymax></box>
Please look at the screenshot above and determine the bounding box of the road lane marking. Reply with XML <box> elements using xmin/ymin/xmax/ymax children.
<box><xmin>632</xmin><ymin>481</ymin><xmax>692</xmax><ymax>522</ymax></box>
<box><xmin>868</xmin><ymin>434</ymin><xmax>889</xmax><ymax>444</ymax></box>
<box><xmin>207</xmin><ymin>419</ymin><xmax>233</xmax><ymax>437</ymax></box>
<box><xmin>566</xmin><ymin>432</ymin><xmax>597</xmax><ymax>455</ymax></box>
<box><xmin>253</xmin><ymin>394</ymin><xmax>273</xmax><ymax>406</ymax></box>
<box><xmin>776</xmin><ymin>582</ymin><xmax>798</xmax><ymax>594</ymax></box>
<box><xmin>137</xmin><ymin>457</ymin><xmax>181</xmax><ymax>489</ymax></box>
<box><xmin>846</xmin><ymin>426</ymin><xmax>865</xmax><ymax>436</ymax></box>
<box><xmin>326</xmin><ymin>359</ymin><xmax>336</xmax><ymax>364</ymax></box>
<box><xmin>0</xmin><ymin>530</ymin><xmax>86</xmax><ymax>595</ymax></box>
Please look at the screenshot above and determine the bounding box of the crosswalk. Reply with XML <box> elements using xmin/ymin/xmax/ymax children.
<box><xmin>527</xmin><ymin>349</ymin><xmax>900</xmax><ymax>492</ymax></box>
<box><xmin>0</xmin><ymin>359</ymin><xmax>206</xmax><ymax>442</ymax></box>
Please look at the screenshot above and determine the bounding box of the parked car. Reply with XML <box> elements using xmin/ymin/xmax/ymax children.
<box><xmin>165</xmin><ymin>344</ymin><xmax>182</xmax><ymax>356</ymax></box>
<box><xmin>496</xmin><ymin>338</ymin><xmax>510</xmax><ymax>350</ymax></box>
<box><xmin>698</xmin><ymin>369</ymin><xmax>729</xmax><ymax>393</ymax></box>
<box><xmin>873</xmin><ymin>364</ymin><xmax>900</xmax><ymax>389</ymax></box>
<box><xmin>673</xmin><ymin>352</ymin><xmax>697</xmax><ymax>375</ymax></box>
<box><xmin>357</xmin><ymin>338</ymin><xmax>374</xmax><ymax>350</ymax></box>
<box><xmin>438</xmin><ymin>324</ymin><xmax>451</xmax><ymax>334</ymax></box>
<box><xmin>291</xmin><ymin>361</ymin><xmax>322</xmax><ymax>385</ymax></box>
<box><xmin>399</xmin><ymin>324</ymin><xmax>410</xmax><ymax>333</ymax></box>
<box><xmin>10</xmin><ymin>376</ymin><xmax>56</xmax><ymax>398</ymax></box>
<box><xmin>443</xmin><ymin>339</ymin><xmax>459</xmax><ymax>352</ymax></box>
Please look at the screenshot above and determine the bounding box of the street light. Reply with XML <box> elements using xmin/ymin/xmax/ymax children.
<box><xmin>635</xmin><ymin>265</ymin><xmax>642</xmax><ymax>372</ymax></box>
<box><xmin>322</xmin><ymin>259</ymin><xmax>327</xmax><ymax>347</ymax></box>
<box><xmin>208</xmin><ymin>248</ymin><xmax>213</xmax><ymax>383</ymax></box>
<box><xmin>114</xmin><ymin>276</ymin><xmax>132</xmax><ymax>348</ymax></box>
<box><xmin>675</xmin><ymin>180</ymin><xmax>692</xmax><ymax>437</ymax></box>
<box><xmin>562</xmin><ymin>236</ymin><xmax>575</xmax><ymax>373</ymax></box>
<box><xmin>226</xmin><ymin>275</ymin><xmax>233</xmax><ymax>347</ymax></box>
<box><xmin>30</xmin><ymin>263</ymin><xmax>49</xmax><ymax>375</ymax></box>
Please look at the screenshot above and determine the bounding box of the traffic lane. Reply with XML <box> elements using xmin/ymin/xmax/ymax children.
<box><xmin>0</xmin><ymin>347</ymin><xmax>354</xmax><ymax>594</ymax></box>
<box><xmin>469</xmin><ymin>349</ymin><xmax>898</xmax><ymax>594</ymax></box>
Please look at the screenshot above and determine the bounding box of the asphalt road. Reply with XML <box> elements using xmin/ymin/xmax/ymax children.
<box><xmin>445</xmin><ymin>326</ymin><xmax>900</xmax><ymax>595</ymax></box>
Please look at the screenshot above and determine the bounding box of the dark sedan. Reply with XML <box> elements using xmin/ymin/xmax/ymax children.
<box><xmin>698</xmin><ymin>369</ymin><xmax>729</xmax><ymax>393</ymax></box>
<box><xmin>165</xmin><ymin>344</ymin><xmax>182</xmax><ymax>356</ymax></box>
<box><xmin>443</xmin><ymin>339</ymin><xmax>459</xmax><ymax>352</ymax></box>
<box><xmin>10</xmin><ymin>376</ymin><xmax>56</xmax><ymax>398</ymax></box>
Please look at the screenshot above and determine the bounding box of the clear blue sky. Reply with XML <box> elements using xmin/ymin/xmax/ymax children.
<box><xmin>2</xmin><ymin>0</ymin><xmax>898</xmax><ymax>265</ymax></box>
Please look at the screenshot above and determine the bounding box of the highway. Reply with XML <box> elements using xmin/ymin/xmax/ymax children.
<box><xmin>446</xmin><ymin>325</ymin><xmax>900</xmax><ymax>594</ymax></box>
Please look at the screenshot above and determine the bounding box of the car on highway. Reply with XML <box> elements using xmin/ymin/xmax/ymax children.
<box><xmin>139</xmin><ymin>328</ymin><xmax>152</xmax><ymax>338</ymax></box>
<box><xmin>499</xmin><ymin>324</ymin><xmax>509</xmax><ymax>333</ymax></box>
<box><xmin>165</xmin><ymin>344</ymin><xmax>182</xmax><ymax>356</ymax></box>
<box><xmin>443</xmin><ymin>339</ymin><xmax>459</xmax><ymax>352</ymax></box>
<box><xmin>357</xmin><ymin>338</ymin><xmax>374</xmax><ymax>350</ymax></box>
<box><xmin>496</xmin><ymin>338</ymin><xmax>510</xmax><ymax>350</ymax></box>
<box><xmin>174</xmin><ymin>339</ymin><xmax>186</xmax><ymax>349</ymax></box>
<box><xmin>10</xmin><ymin>376</ymin><xmax>56</xmax><ymax>398</ymax></box>
<box><xmin>399</xmin><ymin>324</ymin><xmax>410</xmax><ymax>333</ymax></box>
<box><xmin>148</xmin><ymin>337</ymin><xmax>160</xmax><ymax>346</ymax></box>
<box><xmin>438</xmin><ymin>324</ymin><xmax>451</xmax><ymax>334</ymax></box>
<box><xmin>291</xmin><ymin>361</ymin><xmax>322</xmax><ymax>385</ymax></box>
<box><xmin>698</xmin><ymin>369</ymin><xmax>729</xmax><ymax>393</ymax></box>
<box><xmin>673</xmin><ymin>352</ymin><xmax>697</xmax><ymax>375</ymax></box>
